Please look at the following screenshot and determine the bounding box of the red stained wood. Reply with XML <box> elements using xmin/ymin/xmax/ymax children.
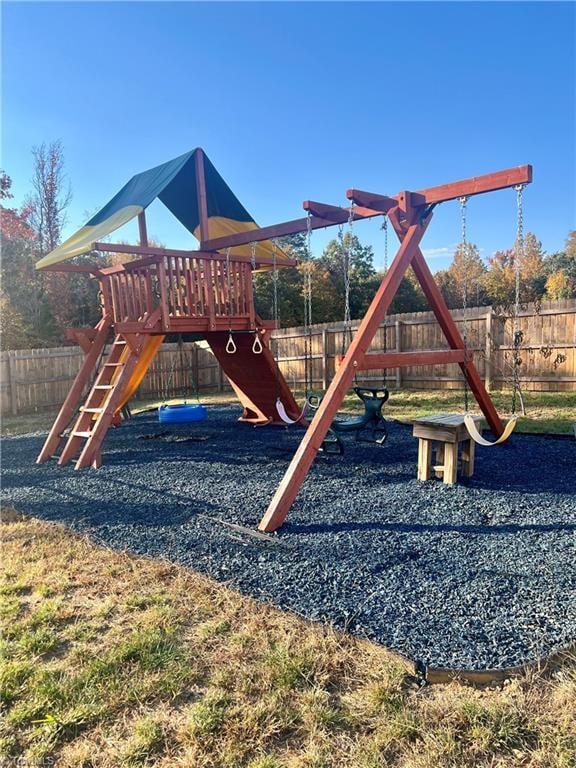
<box><xmin>195</xmin><ymin>148</ymin><xmax>210</xmax><ymax>245</ymax></box>
<box><xmin>65</xmin><ymin>328</ymin><xmax>98</xmax><ymax>354</ymax></box>
<box><xmin>92</xmin><ymin>243</ymin><xmax>298</xmax><ymax>268</ymax></box>
<box><xmin>412</xmin><ymin>252</ymin><xmax>504</xmax><ymax>436</ymax></box>
<box><xmin>415</xmin><ymin>165</ymin><xmax>532</xmax><ymax>204</ymax></box>
<box><xmin>346</xmin><ymin>166</ymin><xmax>532</xmax><ymax>215</ymax></box>
<box><xmin>200</xmin><ymin>208</ymin><xmax>382</xmax><ymax>252</ymax></box>
<box><xmin>36</xmin><ymin>314</ymin><xmax>113</xmax><ymax>464</ymax></box>
<box><xmin>208</xmin><ymin>332</ymin><xmax>300</xmax><ymax>425</ymax></box>
<box><xmin>39</xmin><ymin>263</ymin><xmax>103</xmax><ymax>274</ymax></box>
<box><xmin>357</xmin><ymin>349</ymin><xmax>471</xmax><ymax>369</ymax></box>
<box><xmin>345</xmin><ymin>189</ymin><xmax>398</xmax><ymax>212</ymax></box>
<box><xmin>258</xmin><ymin>212</ymin><xmax>432</xmax><ymax>533</ymax></box>
<box><xmin>303</xmin><ymin>201</ymin><xmax>352</xmax><ymax>223</ymax></box>
<box><xmin>138</xmin><ymin>211</ymin><xmax>149</xmax><ymax>247</ymax></box>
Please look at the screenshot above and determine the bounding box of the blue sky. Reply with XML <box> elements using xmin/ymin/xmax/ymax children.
<box><xmin>2</xmin><ymin>1</ymin><xmax>574</xmax><ymax>271</ymax></box>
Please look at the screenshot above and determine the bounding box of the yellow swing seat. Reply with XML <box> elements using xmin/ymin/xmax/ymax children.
<box><xmin>464</xmin><ymin>413</ymin><xmax>518</xmax><ymax>447</ymax></box>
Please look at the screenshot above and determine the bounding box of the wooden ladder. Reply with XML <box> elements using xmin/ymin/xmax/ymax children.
<box><xmin>57</xmin><ymin>333</ymin><xmax>145</xmax><ymax>469</ymax></box>
<box><xmin>36</xmin><ymin>314</ymin><xmax>113</xmax><ymax>464</ymax></box>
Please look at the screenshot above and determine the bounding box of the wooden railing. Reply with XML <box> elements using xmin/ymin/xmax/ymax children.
<box><xmin>101</xmin><ymin>254</ymin><xmax>256</xmax><ymax>331</ymax></box>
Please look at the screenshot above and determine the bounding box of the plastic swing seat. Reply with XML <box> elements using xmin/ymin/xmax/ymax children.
<box><xmin>307</xmin><ymin>386</ymin><xmax>390</xmax><ymax>453</ymax></box>
<box><xmin>464</xmin><ymin>413</ymin><xmax>518</xmax><ymax>446</ymax></box>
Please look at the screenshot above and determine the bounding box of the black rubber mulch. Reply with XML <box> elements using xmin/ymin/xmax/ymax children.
<box><xmin>2</xmin><ymin>406</ymin><xmax>575</xmax><ymax>671</ymax></box>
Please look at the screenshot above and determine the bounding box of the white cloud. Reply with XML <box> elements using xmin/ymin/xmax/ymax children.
<box><xmin>421</xmin><ymin>246</ymin><xmax>454</xmax><ymax>258</ymax></box>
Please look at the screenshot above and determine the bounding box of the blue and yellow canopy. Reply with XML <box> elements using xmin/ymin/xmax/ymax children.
<box><xmin>36</xmin><ymin>148</ymin><xmax>290</xmax><ymax>269</ymax></box>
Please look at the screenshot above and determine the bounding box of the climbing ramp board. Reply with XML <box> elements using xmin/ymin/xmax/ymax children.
<box><xmin>207</xmin><ymin>332</ymin><xmax>300</xmax><ymax>425</ymax></box>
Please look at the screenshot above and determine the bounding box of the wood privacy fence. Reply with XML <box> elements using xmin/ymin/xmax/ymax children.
<box><xmin>2</xmin><ymin>300</ymin><xmax>575</xmax><ymax>416</ymax></box>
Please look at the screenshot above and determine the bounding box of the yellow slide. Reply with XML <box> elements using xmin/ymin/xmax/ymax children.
<box><xmin>114</xmin><ymin>335</ymin><xmax>165</xmax><ymax>413</ymax></box>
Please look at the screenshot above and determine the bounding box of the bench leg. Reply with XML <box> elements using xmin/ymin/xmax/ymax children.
<box><xmin>461</xmin><ymin>439</ymin><xmax>475</xmax><ymax>477</ymax></box>
<box><xmin>443</xmin><ymin>443</ymin><xmax>458</xmax><ymax>485</ymax></box>
<box><xmin>434</xmin><ymin>443</ymin><xmax>445</xmax><ymax>479</ymax></box>
<box><xmin>417</xmin><ymin>438</ymin><xmax>433</xmax><ymax>481</ymax></box>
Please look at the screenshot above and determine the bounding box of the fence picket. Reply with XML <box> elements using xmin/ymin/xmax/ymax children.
<box><xmin>2</xmin><ymin>301</ymin><xmax>574</xmax><ymax>415</ymax></box>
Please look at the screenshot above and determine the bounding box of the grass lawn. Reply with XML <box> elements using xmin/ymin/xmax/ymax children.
<box><xmin>1</xmin><ymin>514</ymin><xmax>575</xmax><ymax>768</ymax></box>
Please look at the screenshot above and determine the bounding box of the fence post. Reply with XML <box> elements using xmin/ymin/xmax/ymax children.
<box><xmin>218</xmin><ymin>359</ymin><xmax>224</xmax><ymax>392</ymax></box>
<box><xmin>7</xmin><ymin>352</ymin><xmax>18</xmax><ymax>416</ymax></box>
<box><xmin>485</xmin><ymin>309</ymin><xmax>493</xmax><ymax>392</ymax></box>
<box><xmin>395</xmin><ymin>320</ymin><xmax>402</xmax><ymax>389</ymax></box>
<box><xmin>321</xmin><ymin>329</ymin><xmax>328</xmax><ymax>390</ymax></box>
<box><xmin>193</xmin><ymin>344</ymin><xmax>200</xmax><ymax>393</ymax></box>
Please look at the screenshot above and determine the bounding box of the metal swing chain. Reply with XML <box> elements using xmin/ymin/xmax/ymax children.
<box><xmin>225</xmin><ymin>248</ymin><xmax>237</xmax><ymax>354</ymax></box>
<box><xmin>381</xmin><ymin>217</ymin><xmax>389</xmax><ymax>381</ymax></box>
<box><xmin>511</xmin><ymin>184</ymin><xmax>525</xmax><ymax>414</ymax></box>
<box><xmin>341</xmin><ymin>205</ymin><xmax>354</xmax><ymax>359</ymax></box>
<box><xmin>382</xmin><ymin>216</ymin><xmax>389</xmax><ymax>272</ymax></box>
<box><xmin>270</xmin><ymin>239</ymin><xmax>280</xmax><ymax>366</ymax></box>
<box><xmin>304</xmin><ymin>213</ymin><xmax>313</xmax><ymax>393</ymax></box>
<box><xmin>249</xmin><ymin>241</ymin><xmax>262</xmax><ymax>353</ymax></box>
<box><xmin>459</xmin><ymin>196</ymin><xmax>470</xmax><ymax>412</ymax></box>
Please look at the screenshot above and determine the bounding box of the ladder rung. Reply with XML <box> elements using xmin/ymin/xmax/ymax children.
<box><xmin>114</xmin><ymin>339</ymin><xmax>127</xmax><ymax>345</ymax></box>
<box><xmin>72</xmin><ymin>431</ymin><xmax>93</xmax><ymax>438</ymax></box>
<box><xmin>104</xmin><ymin>362</ymin><xmax>124</xmax><ymax>367</ymax></box>
<box><xmin>80</xmin><ymin>407</ymin><xmax>105</xmax><ymax>413</ymax></box>
<box><xmin>94</xmin><ymin>385</ymin><xmax>114</xmax><ymax>389</ymax></box>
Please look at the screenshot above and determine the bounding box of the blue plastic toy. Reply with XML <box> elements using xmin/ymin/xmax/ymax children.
<box><xmin>158</xmin><ymin>403</ymin><xmax>208</xmax><ymax>424</ymax></box>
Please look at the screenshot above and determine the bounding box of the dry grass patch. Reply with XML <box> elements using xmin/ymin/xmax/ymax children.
<box><xmin>1</xmin><ymin>516</ymin><xmax>575</xmax><ymax>767</ymax></box>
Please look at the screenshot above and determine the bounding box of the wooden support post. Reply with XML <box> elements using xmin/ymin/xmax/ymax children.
<box><xmin>193</xmin><ymin>344</ymin><xmax>200</xmax><ymax>393</ymax></box>
<box><xmin>195</xmin><ymin>149</ymin><xmax>210</xmax><ymax>246</ymax></box>
<box><xmin>157</xmin><ymin>259</ymin><xmax>170</xmax><ymax>331</ymax></box>
<box><xmin>485</xmin><ymin>309</ymin><xmax>493</xmax><ymax>392</ymax></box>
<box><xmin>395</xmin><ymin>320</ymin><xmax>402</xmax><ymax>388</ymax></box>
<box><xmin>461</xmin><ymin>439</ymin><xmax>475</xmax><ymax>478</ymax></box>
<box><xmin>417</xmin><ymin>439</ymin><xmax>433</xmax><ymax>481</ymax></box>
<box><xmin>138</xmin><ymin>211</ymin><xmax>149</xmax><ymax>247</ymax></box>
<box><xmin>435</xmin><ymin>443</ymin><xmax>445</xmax><ymax>479</ymax></box>
<box><xmin>443</xmin><ymin>443</ymin><xmax>458</xmax><ymax>485</ymax></box>
<box><xmin>258</xmin><ymin>209</ymin><xmax>432</xmax><ymax>532</ymax></box>
<box><xmin>7</xmin><ymin>352</ymin><xmax>18</xmax><ymax>416</ymax></box>
<box><xmin>321</xmin><ymin>328</ymin><xmax>328</xmax><ymax>391</ymax></box>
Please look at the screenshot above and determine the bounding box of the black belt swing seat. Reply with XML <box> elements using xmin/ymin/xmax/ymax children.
<box><xmin>307</xmin><ymin>386</ymin><xmax>390</xmax><ymax>454</ymax></box>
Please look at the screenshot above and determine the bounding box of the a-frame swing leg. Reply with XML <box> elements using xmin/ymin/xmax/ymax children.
<box><xmin>258</xmin><ymin>209</ymin><xmax>432</xmax><ymax>533</ymax></box>
<box><xmin>389</xmin><ymin>224</ymin><xmax>504</xmax><ymax>437</ymax></box>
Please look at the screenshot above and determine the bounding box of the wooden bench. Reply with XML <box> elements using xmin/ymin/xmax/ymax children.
<box><xmin>412</xmin><ymin>413</ymin><xmax>483</xmax><ymax>485</ymax></box>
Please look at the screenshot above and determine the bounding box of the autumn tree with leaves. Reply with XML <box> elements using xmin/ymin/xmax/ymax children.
<box><xmin>445</xmin><ymin>242</ymin><xmax>488</xmax><ymax>308</ymax></box>
<box><xmin>0</xmin><ymin>172</ymin><xmax>46</xmax><ymax>348</ymax></box>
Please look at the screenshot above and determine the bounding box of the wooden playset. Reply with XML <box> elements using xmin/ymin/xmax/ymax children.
<box><xmin>35</xmin><ymin>148</ymin><xmax>532</xmax><ymax>531</ymax></box>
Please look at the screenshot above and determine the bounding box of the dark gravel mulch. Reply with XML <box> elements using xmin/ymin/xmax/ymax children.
<box><xmin>2</xmin><ymin>406</ymin><xmax>575</xmax><ymax>671</ymax></box>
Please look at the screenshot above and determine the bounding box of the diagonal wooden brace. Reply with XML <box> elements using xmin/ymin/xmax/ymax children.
<box><xmin>386</xmin><ymin>215</ymin><xmax>504</xmax><ymax>437</ymax></box>
<box><xmin>258</xmin><ymin>209</ymin><xmax>432</xmax><ymax>533</ymax></box>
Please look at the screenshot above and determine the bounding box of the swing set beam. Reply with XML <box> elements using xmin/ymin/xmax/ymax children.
<box><xmin>255</xmin><ymin>164</ymin><xmax>532</xmax><ymax>532</ymax></box>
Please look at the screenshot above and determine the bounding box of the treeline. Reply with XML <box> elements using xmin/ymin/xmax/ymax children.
<box><xmin>254</xmin><ymin>229</ymin><xmax>576</xmax><ymax>328</ymax></box>
<box><xmin>1</xmin><ymin>143</ymin><xmax>575</xmax><ymax>350</ymax></box>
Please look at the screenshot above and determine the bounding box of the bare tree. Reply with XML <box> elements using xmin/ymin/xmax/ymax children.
<box><xmin>27</xmin><ymin>140</ymin><xmax>71</xmax><ymax>255</ymax></box>
<box><xmin>26</xmin><ymin>141</ymin><xmax>72</xmax><ymax>339</ymax></box>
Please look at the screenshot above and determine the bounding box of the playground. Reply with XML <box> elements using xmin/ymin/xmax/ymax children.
<box><xmin>0</xmin><ymin>146</ymin><xmax>566</xmax><ymax>680</ymax></box>
<box><xmin>3</xmin><ymin>402</ymin><xmax>575</xmax><ymax>676</ymax></box>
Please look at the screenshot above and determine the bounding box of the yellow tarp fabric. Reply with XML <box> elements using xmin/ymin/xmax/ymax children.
<box><xmin>114</xmin><ymin>336</ymin><xmax>165</xmax><ymax>413</ymax></box>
